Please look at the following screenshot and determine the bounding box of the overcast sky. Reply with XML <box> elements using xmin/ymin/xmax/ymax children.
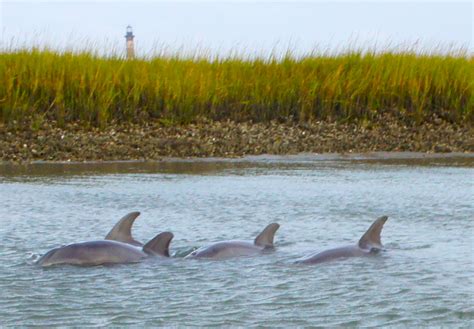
<box><xmin>1</xmin><ymin>1</ymin><xmax>472</xmax><ymax>56</ymax></box>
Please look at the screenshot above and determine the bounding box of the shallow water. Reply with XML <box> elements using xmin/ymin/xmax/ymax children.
<box><xmin>1</xmin><ymin>155</ymin><xmax>473</xmax><ymax>327</ymax></box>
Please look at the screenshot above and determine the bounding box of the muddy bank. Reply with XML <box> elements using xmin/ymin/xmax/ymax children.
<box><xmin>1</xmin><ymin>115</ymin><xmax>473</xmax><ymax>163</ymax></box>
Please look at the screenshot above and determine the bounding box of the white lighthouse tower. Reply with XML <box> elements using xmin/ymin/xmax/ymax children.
<box><xmin>125</xmin><ymin>25</ymin><xmax>135</xmax><ymax>59</ymax></box>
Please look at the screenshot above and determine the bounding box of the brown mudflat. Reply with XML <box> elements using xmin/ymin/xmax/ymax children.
<box><xmin>1</xmin><ymin>115</ymin><xmax>472</xmax><ymax>163</ymax></box>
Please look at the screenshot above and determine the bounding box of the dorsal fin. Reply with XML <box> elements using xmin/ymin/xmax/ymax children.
<box><xmin>254</xmin><ymin>223</ymin><xmax>280</xmax><ymax>248</ymax></box>
<box><xmin>105</xmin><ymin>212</ymin><xmax>142</xmax><ymax>246</ymax></box>
<box><xmin>143</xmin><ymin>232</ymin><xmax>174</xmax><ymax>257</ymax></box>
<box><xmin>358</xmin><ymin>216</ymin><xmax>388</xmax><ymax>250</ymax></box>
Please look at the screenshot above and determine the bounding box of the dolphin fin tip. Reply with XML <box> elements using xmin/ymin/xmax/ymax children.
<box><xmin>254</xmin><ymin>223</ymin><xmax>280</xmax><ymax>247</ymax></box>
<box><xmin>143</xmin><ymin>232</ymin><xmax>174</xmax><ymax>257</ymax></box>
<box><xmin>358</xmin><ymin>216</ymin><xmax>388</xmax><ymax>250</ymax></box>
<box><xmin>105</xmin><ymin>211</ymin><xmax>142</xmax><ymax>246</ymax></box>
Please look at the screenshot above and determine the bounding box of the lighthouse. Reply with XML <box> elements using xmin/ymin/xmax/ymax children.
<box><xmin>125</xmin><ymin>25</ymin><xmax>135</xmax><ymax>59</ymax></box>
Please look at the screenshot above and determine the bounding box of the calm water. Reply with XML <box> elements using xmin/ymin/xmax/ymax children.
<box><xmin>1</xmin><ymin>155</ymin><xmax>473</xmax><ymax>327</ymax></box>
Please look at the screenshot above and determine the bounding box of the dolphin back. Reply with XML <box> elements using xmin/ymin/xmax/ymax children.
<box><xmin>143</xmin><ymin>232</ymin><xmax>174</xmax><ymax>257</ymax></box>
<box><xmin>105</xmin><ymin>211</ymin><xmax>142</xmax><ymax>246</ymax></box>
<box><xmin>37</xmin><ymin>240</ymin><xmax>147</xmax><ymax>267</ymax></box>
<box><xmin>358</xmin><ymin>216</ymin><xmax>388</xmax><ymax>250</ymax></box>
<box><xmin>254</xmin><ymin>223</ymin><xmax>280</xmax><ymax>248</ymax></box>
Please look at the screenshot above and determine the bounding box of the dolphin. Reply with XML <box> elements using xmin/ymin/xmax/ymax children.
<box><xmin>185</xmin><ymin>223</ymin><xmax>280</xmax><ymax>260</ymax></box>
<box><xmin>104</xmin><ymin>211</ymin><xmax>143</xmax><ymax>246</ymax></box>
<box><xmin>296</xmin><ymin>216</ymin><xmax>388</xmax><ymax>265</ymax></box>
<box><xmin>37</xmin><ymin>232</ymin><xmax>173</xmax><ymax>267</ymax></box>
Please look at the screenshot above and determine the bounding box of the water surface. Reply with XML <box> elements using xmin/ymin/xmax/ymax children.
<box><xmin>1</xmin><ymin>155</ymin><xmax>473</xmax><ymax>327</ymax></box>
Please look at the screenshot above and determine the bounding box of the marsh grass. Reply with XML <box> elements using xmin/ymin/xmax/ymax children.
<box><xmin>1</xmin><ymin>47</ymin><xmax>472</xmax><ymax>127</ymax></box>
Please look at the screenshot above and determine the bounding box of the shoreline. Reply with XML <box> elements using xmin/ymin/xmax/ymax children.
<box><xmin>1</xmin><ymin>116</ymin><xmax>473</xmax><ymax>163</ymax></box>
<box><xmin>2</xmin><ymin>152</ymin><xmax>472</xmax><ymax>178</ymax></box>
<box><xmin>5</xmin><ymin>152</ymin><xmax>474</xmax><ymax>165</ymax></box>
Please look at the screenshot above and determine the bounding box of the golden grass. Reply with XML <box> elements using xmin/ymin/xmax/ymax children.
<box><xmin>1</xmin><ymin>48</ymin><xmax>472</xmax><ymax>127</ymax></box>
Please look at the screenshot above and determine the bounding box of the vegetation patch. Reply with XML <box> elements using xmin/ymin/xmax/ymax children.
<box><xmin>1</xmin><ymin>48</ymin><xmax>472</xmax><ymax>127</ymax></box>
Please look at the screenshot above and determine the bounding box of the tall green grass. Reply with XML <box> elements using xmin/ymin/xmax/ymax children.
<box><xmin>1</xmin><ymin>48</ymin><xmax>472</xmax><ymax>127</ymax></box>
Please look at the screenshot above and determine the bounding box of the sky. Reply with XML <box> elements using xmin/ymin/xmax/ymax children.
<box><xmin>1</xmin><ymin>1</ymin><xmax>472</xmax><ymax>56</ymax></box>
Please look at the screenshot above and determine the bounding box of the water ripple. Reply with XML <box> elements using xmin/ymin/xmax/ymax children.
<box><xmin>0</xmin><ymin>160</ymin><xmax>473</xmax><ymax>326</ymax></box>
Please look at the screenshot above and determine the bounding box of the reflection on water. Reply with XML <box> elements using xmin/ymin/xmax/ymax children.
<box><xmin>0</xmin><ymin>154</ymin><xmax>472</xmax><ymax>326</ymax></box>
<box><xmin>1</xmin><ymin>152</ymin><xmax>473</xmax><ymax>178</ymax></box>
